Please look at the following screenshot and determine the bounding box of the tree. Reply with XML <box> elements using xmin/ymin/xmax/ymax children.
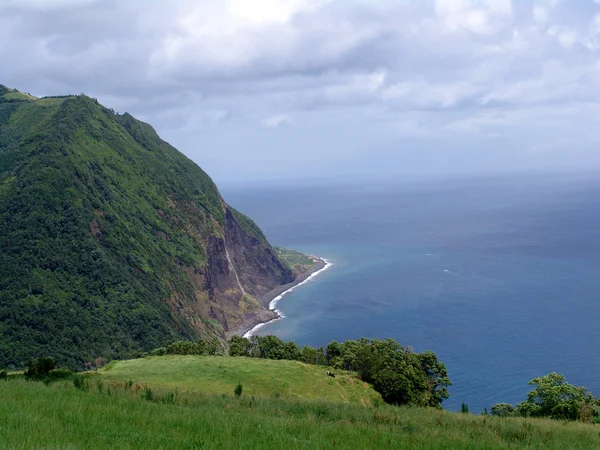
<box><xmin>417</xmin><ymin>350</ymin><xmax>451</xmax><ymax>406</ymax></box>
<box><xmin>282</xmin><ymin>341</ymin><xmax>301</xmax><ymax>361</ymax></box>
<box><xmin>256</xmin><ymin>335</ymin><xmax>286</xmax><ymax>360</ymax></box>
<box><xmin>24</xmin><ymin>357</ymin><xmax>56</xmax><ymax>379</ymax></box>
<box><xmin>229</xmin><ymin>336</ymin><xmax>251</xmax><ymax>356</ymax></box>
<box><xmin>490</xmin><ymin>403</ymin><xmax>515</xmax><ymax>417</ymax></box>
<box><xmin>326</xmin><ymin>341</ymin><xmax>341</xmax><ymax>363</ymax></box>
<box><xmin>516</xmin><ymin>373</ymin><xmax>596</xmax><ymax>421</ymax></box>
<box><xmin>301</xmin><ymin>345</ymin><xmax>319</xmax><ymax>364</ymax></box>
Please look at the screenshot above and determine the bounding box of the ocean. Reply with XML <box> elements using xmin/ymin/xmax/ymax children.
<box><xmin>222</xmin><ymin>173</ymin><xmax>600</xmax><ymax>412</ymax></box>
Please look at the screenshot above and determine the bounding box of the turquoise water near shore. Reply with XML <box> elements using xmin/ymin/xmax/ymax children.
<box><xmin>223</xmin><ymin>174</ymin><xmax>600</xmax><ymax>412</ymax></box>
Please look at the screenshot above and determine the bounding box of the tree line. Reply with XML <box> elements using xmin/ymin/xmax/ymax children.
<box><xmin>228</xmin><ymin>335</ymin><xmax>451</xmax><ymax>408</ymax></box>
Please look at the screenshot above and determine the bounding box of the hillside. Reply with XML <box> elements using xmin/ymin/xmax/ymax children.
<box><xmin>0</xmin><ymin>85</ymin><xmax>302</xmax><ymax>369</ymax></box>
<box><xmin>101</xmin><ymin>355</ymin><xmax>381</xmax><ymax>405</ymax></box>
<box><xmin>1</xmin><ymin>373</ymin><xmax>599</xmax><ymax>449</ymax></box>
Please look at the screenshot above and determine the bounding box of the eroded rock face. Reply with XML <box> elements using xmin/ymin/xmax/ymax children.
<box><xmin>223</xmin><ymin>208</ymin><xmax>294</xmax><ymax>302</ymax></box>
<box><xmin>199</xmin><ymin>207</ymin><xmax>294</xmax><ymax>332</ymax></box>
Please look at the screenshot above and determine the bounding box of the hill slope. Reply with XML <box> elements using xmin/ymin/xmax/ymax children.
<box><xmin>101</xmin><ymin>355</ymin><xmax>381</xmax><ymax>405</ymax></box>
<box><xmin>1</xmin><ymin>376</ymin><xmax>599</xmax><ymax>449</ymax></box>
<box><xmin>0</xmin><ymin>85</ymin><xmax>296</xmax><ymax>368</ymax></box>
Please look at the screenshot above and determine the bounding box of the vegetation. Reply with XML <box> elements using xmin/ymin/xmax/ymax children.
<box><xmin>234</xmin><ymin>382</ymin><xmax>243</xmax><ymax>398</ymax></box>
<box><xmin>490</xmin><ymin>373</ymin><xmax>600</xmax><ymax>423</ymax></box>
<box><xmin>274</xmin><ymin>246</ymin><xmax>318</xmax><ymax>269</ymax></box>
<box><xmin>100</xmin><ymin>355</ymin><xmax>381</xmax><ymax>405</ymax></box>
<box><xmin>1</xmin><ymin>375</ymin><xmax>599</xmax><ymax>449</ymax></box>
<box><xmin>229</xmin><ymin>335</ymin><xmax>450</xmax><ymax>408</ymax></box>
<box><xmin>0</xmin><ymin>86</ymin><xmax>284</xmax><ymax>369</ymax></box>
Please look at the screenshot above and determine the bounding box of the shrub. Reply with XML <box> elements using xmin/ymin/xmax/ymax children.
<box><xmin>166</xmin><ymin>341</ymin><xmax>206</xmax><ymax>356</ymax></box>
<box><xmin>142</xmin><ymin>387</ymin><xmax>153</xmax><ymax>401</ymax></box>
<box><xmin>0</xmin><ymin>371</ymin><xmax>7</xmax><ymax>379</ymax></box>
<box><xmin>579</xmin><ymin>403</ymin><xmax>594</xmax><ymax>423</ymax></box>
<box><xmin>461</xmin><ymin>402</ymin><xmax>469</xmax><ymax>414</ymax></box>
<box><xmin>234</xmin><ymin>383</ymin><xmax>243</xmax><ymax>398</ymax></box>
<box><xmin>491</xmin><ymin>403</ymin><xmax>516</xmax><ymax>417</ymax></box>
<box><xmin>73</xmin><ymin>375</ymin><xmax>89</xmax><ymax>391</ymax></box>
<box><xmin>24</xmin><ymin>358</ymin><xmax>56</xmax><ymax>380</ymax></box>
<box><xmin>151</xmin><ymin>347</ymin><xmax>167</xmax><ymax>356</ymax></box>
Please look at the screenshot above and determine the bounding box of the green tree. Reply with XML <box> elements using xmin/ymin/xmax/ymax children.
<box><xmin>516</xmin><ymin>373</ymin><xmax>596</xmax><ymax>420</ymax></box>
<box><xmin>326</xmin><ymin>341</ymin><xmax>341</xmax><ymax>363</ymax></box>
<box><xmin>229</xmin><ymin>336</ymin><xmax>251</xmax><ymax>356</ymax></box>
<box><xmin>24</xmin><ymin>357</ymin><xmax>56</xmax><ymax>379</ymax></box>
<box><xmin>282</xmin><ymin>341</ymin><xmax>301</xmax><ymax>361</ymax></box>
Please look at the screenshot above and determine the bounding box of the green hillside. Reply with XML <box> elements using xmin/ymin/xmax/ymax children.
<box><xmin>101</xmin><ymin>355</ymin><xmax>381</xmax><ymax>405</ymax></box>
<box><xmin>0</xmin><ymin>85</ymin><xmax>294</xmax><ymax>369</ymax></box>
<box><xmin>1</xmin><ymin>374</ymin><xmax>599</xmax><ymax>449</ymax></box>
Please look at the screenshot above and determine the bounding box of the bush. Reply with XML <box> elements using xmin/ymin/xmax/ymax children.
<box><xmin>234</xmin><ymin>383</ymin><xmax>243</xmax><ymax>398</ymax></box>
<box><xmin>151</xmin><ymin>347</ymin><xmax>167</xmax><ymax>356</ymax></box>
<box><xmin>0</xmin><ymin>371</ymin><xmax>7</xmax><ymax>379</ymax></box>
<box><xmin>24</xmin><ymin>358</ymin><xmax>56</xmax><ymax>380</ymax></box>
<box><xmin>461</xmin><ymin>402</ymin><xmax>469</xmax><ymax>414</ymax></box>
<box><xmin>491</xmin><ymin>403</ymin><xmax>516</xmax><ymax>417</ymax></box>
<box><xmin>142</xmin><ymin>387</ymin><xmax>153</xmax><ymax>402</ymax></box>
<box><xmin>73</xmin><ymin>375</ymin><xmax>89</xmax><ymax>391</ymax></box>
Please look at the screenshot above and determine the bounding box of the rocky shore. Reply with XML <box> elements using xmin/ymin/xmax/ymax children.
<box><xmin>226</xmin><ymin>257</ymin><xmax>328</xmax><ymax>339</ymax></box>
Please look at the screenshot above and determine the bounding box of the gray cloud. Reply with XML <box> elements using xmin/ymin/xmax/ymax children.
<box><xmin>1</xmin><ymin>0</ymin><xmax>600</xmax><ymax>183</ymax></box>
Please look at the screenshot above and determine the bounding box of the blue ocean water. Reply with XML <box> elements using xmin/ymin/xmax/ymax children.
<box><xmin>222</xmin><ymin>174</ymin><xmax>600</xmax><ymax>412</ymax></box>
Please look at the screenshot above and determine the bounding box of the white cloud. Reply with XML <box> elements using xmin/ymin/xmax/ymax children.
<box><xmin>2</xmin><ymin>0</ymin><xmax>600</xmax><ymax>181</ymax></box>
<box><xmin>261</xmin><ymin>114</ymin><xmax>293</xmax><ymax>128</ymax></box>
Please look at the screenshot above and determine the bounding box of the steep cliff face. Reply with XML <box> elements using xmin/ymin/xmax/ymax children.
<box><xmin>0</xmin><ymin>87</ymin><xmax>294</xmax><ymax>368</ymax></box>
<box><xmin>200</xmin><ymin>207</ymin><xmax>294</xmax><ymax>333</ymax></box>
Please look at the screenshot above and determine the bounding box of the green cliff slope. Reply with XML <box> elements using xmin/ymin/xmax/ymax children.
<box><xmin>0</xmin><ymin>86</ymin><xmax>294</xmax><ymax>368</ymax></box>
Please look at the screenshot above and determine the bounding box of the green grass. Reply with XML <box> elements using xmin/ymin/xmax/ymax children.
<box><xmin>274</xmin><ymin>246</ymin><xmax>318</xmax><ymax>268</ymax></box>
<box><xmin>101</xmin><ymin>355</ymin><xmax>380</xmax><ymax>405</ymax></box>
<box><xmin>1</xmin><ymin>377</ymin><xmax>599</xmax><ymax>449</ymax></box>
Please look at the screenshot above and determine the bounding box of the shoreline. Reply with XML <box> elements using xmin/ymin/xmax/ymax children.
<box><xmin>228</xmin><ymin>257</ymin><xmax>333</xmax><ymax>339</ymax></box>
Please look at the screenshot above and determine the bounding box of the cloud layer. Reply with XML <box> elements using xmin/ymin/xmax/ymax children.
<box><xmin>2</xmin><ymin>0</ymin><xmax>600</xmax><ymax>183</ymax></box>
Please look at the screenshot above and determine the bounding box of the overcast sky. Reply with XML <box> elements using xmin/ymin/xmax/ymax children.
<box><xmin>1</xmin><ymin>0</ymin><xmax>600</xmax><ymax>185</ymax></box>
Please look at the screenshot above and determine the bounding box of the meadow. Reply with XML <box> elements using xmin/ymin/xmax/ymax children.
<box><xmin>101</xmin><ymin>355</ymin><xmax>380</xmax><ymax>405</ymax></box>
<box><xmin>1</xmin><ymin>356</ymin><xmax>600</xmax><ymax>449</ymax></box>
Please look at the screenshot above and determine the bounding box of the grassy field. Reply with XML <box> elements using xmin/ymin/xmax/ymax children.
<box><xmin>101</xmin><ymin>355</ymin><xmax>380</xmax><ymax>405</ymax></box>
<box><xmin>274</xmin><ymin>246</ymin><xmax>318</xmax><ymax>268</ymax></box>
<box><xmin>1</xmin><ymin>376</ymin><xmax>599</xmax><ymax>449</ymax></box>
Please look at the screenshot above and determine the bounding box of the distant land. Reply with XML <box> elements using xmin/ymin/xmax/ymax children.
<box><xmin>0</xmin><ymin>84</ymin><xmax>323</xmax><ymax>369</ymax></box>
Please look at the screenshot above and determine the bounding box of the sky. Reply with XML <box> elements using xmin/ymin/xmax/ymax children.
<box><xmin>1</xmin><ymin>0</ymin><xmax>600</xmax><ymax>185</ymax></box>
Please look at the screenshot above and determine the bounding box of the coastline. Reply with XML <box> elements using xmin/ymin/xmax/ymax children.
<box><xmin>227</xmin><ymin>256</ymin><xmax>332</xmax><ymax>339</ymax></box>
